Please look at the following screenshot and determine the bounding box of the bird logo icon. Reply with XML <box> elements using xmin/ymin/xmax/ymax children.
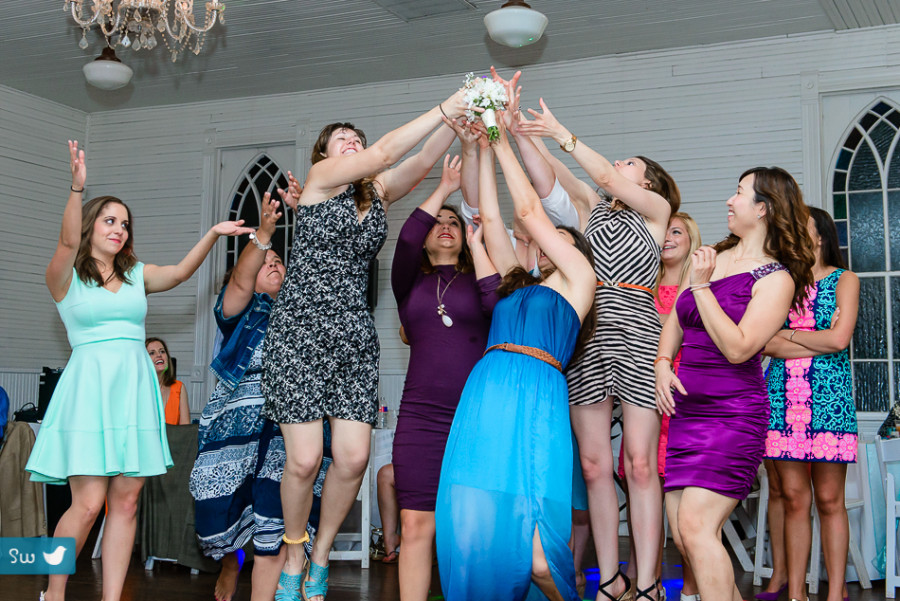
<box><xmin>43</xmin><ymin>546</ymin><xmax>67</xmax><ymax>566</ymax></box>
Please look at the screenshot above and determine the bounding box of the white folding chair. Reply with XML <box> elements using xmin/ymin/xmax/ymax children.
<box><xmin>753</xmin><ymin>463</ymin><xmax>772</xmax><ymax>585</ymax></box>
<box><xmin>328</xmin><ymin>454</ymin><xmax>372</xmax><ymax>569</ymax></box>
<box><xmin>807</xmin><ymin>446</ymin><xmax>872</xmax><ymax>594</ymax></box>
<box><xmin>876</xmin><ymin>437</ymin><xmax>900</xmax><ymax>597</ymax></box>
<box><xmin>723</xmin><ymin>475</ymin><xmax>761</xmax><ymax>573</ymax></box>
<box><xmin>752</xmin><ymin>458</ymin><xmax>872</xmax><ymax>594</ymax></box>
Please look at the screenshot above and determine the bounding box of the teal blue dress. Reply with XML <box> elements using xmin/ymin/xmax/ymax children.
<box><xmin>435</xmin><ymin>285</ymin><xmax>581</xmax><ymax>601</ymax></box>
<box><xmin>26</xmin><ymin>263</ymin><xmax>173</xmax><ymax>484</ymax></box>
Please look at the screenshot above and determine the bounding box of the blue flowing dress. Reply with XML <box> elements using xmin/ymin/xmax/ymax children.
<box><xmin>435</xmin><ymin>285</ymin><xmax>581</xmax><ymax>601</ymax></box>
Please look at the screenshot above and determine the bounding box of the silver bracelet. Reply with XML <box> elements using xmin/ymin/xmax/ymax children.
<box><xmin>249</xmin><ymin>232</ymin><xmax>272</xmax><ymax>251</ymax></box>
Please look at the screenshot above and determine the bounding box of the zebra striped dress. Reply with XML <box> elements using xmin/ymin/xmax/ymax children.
<box><xmin>567</xmin><ymin>196</ymin><xmax>662</xmax><ymax>409</ymax></box>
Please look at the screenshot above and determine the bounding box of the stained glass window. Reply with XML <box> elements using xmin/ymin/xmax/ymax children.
<box><xmin>832</xmin><ymin>99</ymin><xmax>900</xmax><ymax>412</ymax></box>
<box><xmin>226</xmin><ymin>154</ymin><xmax>292</xmax><ymax>272</ymax></box>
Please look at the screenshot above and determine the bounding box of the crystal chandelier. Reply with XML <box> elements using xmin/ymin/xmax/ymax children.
<box><xmin>64</xmin><ymin>1</ymin><xmax>225</xmax><ymax>62</ymax></box>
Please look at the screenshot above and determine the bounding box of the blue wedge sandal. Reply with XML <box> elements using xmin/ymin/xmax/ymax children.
<box><xmin>301</xmin><ymin>560</ymin><xmax>329</xmax><ymax>601</ymax></box>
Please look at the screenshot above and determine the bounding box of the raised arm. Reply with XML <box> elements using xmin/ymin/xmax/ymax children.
<box><xmin>495</xmin><ymin>76</ymin><xmax>554</xmax><ymax>200</ymax></box>
<box><xmin>220</xmin><ymin>193</ymin><xmax>282</xmax><ymax>318</ymax></box>
<box><xmin>476</xmin><ymin>145</ymin><xmax>518</xmax><ymax>276</ymax></box>
<box><xmin>375</xmin><ymin>124</ymin><xmax>457</xmax><ymax>207</ymax></box>
<box><xmin>391</xmin><ymin>155</ymin><xmax>461</xmax><ymax>303</ymax></box>
<box><xmin>491</xmin><ymin>124</ymin><xmax>595</xmax><ymax>317</ymax></box>
<box><xmin>466</xmin><ymin>223</ymin><xmax>498</xmax><ymax>281</ymax></box>
<box><xmin>46</xmin><ymin>141</ymin><xmax>87</xmax><ymax>302</ymax></box>
<box><xmin>490</xmin><ymin>69</ymin><xmax>586</xmax><ymax>227</ymax></box>
<box><xmin>303</xmin><ymin>90</ymin><xmax>467</xmax><ymax>203</ymax></box>
<box><xmin>763</xmin><ymin>270</ymin><xmax>859</xmax><ymax>358</ymax></box>
<box><xmin>144</xmin><ymin>220</ymin><xmax>254</xmax><ymax>294</ymax></box>
<box><xmin>529</xmin><ymin>135</ymin><xmax>597</xmax><ymax>228</ymax></box>
<box><xmin>690</xmin><ymin>247</ymin><xmax>794</xmax><ymax>364</ymax></box>
<box><xmin>517</xmin><ymin>99</ymin><xmax>671</xmax><ymax>233</ymax></box>
<box><xmin>443</xmin><ymin>116</ymin><xmax>481</xmax><ymax>212</ymax></box>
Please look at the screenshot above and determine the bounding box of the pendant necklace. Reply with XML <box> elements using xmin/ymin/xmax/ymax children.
<box><xmin>436</xmin><ymin>270</ymin><xmax>461</xmax><ymax>328</ymax></box>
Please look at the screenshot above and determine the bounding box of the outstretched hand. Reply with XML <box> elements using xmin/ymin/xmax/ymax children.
<box><xmin>439</xmin><ymin>154</ymin><xmax>462</xmax><ymax>192</ymax></box>
<box><xmin>211</xmin><ymin>219</ymin><xmax>254</xmax><ymax>237</ymax></box>
<box><xmin>258</xmin><ymin>192</ymin><xmax>282</xmax><ymax>237</ymax></box>
<box><xmin>490</xmin><ymin>66</ymin><xmax>521</xmax><ymax>93</ymax></box>
<box><xmin>515</xmin><ymin>98</ymin><xmax>567</xmax><ymax>141</ymax></box>
<box><xmin>277</xmin><ymin>171</ymin><xmax>302</xmax><ymax>211</ymax></box>
<box><xmin>442</xmin><ymin>88</ymin><xmax>468</xmax><ymax>120</ymax></box>
<box><xmin>69</xmin><ymin>140</ymin><xmax>86</xmax><ymax>189</ymax></box>
<box><xmin>491</xmin><ymin>67</ymin><xmax>523</xmax><ymax>135</ymax></box>
<box><xmin>442</xmin><ymin>115</ymin><xmax>480</xmax><ymax>147</ymax></box>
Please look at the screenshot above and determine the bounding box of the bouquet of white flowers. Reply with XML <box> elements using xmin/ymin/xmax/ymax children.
<box><xmin>462</xmin><ymin>72</ymin><xmax>509</xmax><ymax>141</ymax></box>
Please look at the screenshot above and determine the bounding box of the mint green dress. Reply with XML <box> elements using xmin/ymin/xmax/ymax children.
<box><xmin>26</xmin><ymin>263</ymin><xmax>173</xmax><ymax>484</ymax></box>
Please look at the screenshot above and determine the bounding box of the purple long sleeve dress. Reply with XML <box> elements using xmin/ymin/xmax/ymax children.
<box><xmin>391</xmin><ymin>208</ymin><xmax>500</xmax><ymax>511</ymax></box>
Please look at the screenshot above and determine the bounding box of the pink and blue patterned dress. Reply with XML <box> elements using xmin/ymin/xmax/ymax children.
<box><xmin>764</xmin><ymin>269</ymin><xmax>857</xmax><ymax>463</ymax></box>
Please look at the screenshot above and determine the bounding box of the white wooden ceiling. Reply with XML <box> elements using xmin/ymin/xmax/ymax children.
<box><xmin>0</xmin><ymin>0</ymin><xmax>897</xmax><ymax>113</ymax></box>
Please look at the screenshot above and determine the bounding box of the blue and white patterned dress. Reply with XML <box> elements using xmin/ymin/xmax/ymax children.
<box><xmin>190</xmin><ymin>341</ymin><xmax>287</xmax><ymax>558</ymax></box>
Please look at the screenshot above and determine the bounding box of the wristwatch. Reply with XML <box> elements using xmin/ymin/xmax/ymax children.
<box><xmin>560</xmin><ymin>134</ymin><xmax>577</xmax><ymax>153</ymax></box>
<box><xmin>249</xmin><ymin>232</ymin><xmax>272</xmax><ymax>251</ymax></box>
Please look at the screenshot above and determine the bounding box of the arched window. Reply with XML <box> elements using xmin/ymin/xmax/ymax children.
<box><xmin>226</xmin><ymin>154</ymin><xmax>293</xmax><ymax>271</ymax></box>
<box><xmin>831</xmin><ymin>99</ymin><xmax>900</xmax><ymax>412</ymax></box>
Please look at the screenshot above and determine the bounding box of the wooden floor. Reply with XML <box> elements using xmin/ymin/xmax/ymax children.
<box><xmin>6</xmin><ymin>525</ymin><xmax>886</xmax><ymax>600</ymax></box>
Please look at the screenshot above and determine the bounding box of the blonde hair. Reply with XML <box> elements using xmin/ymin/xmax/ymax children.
<box><xmin>655</xmin><ymin>212</ymin><xmax>701</xmax><ymax>296</ymax></box>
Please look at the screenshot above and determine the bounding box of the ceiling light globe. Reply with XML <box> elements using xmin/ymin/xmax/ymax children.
<box><xmin>83</xmin><ymin>58</ymin><xmax>133</xmax><ymax>90</ymax></box>
<box><xmin>484</xmin><ymin>5</ymin><xmax>548</xmax><ymax>48</ymax></box>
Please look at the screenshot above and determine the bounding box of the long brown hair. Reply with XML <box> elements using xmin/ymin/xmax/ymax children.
<box><xmin>713</xmin><ymin>167</ymin><xmax>815</xmax><ymax>308</ymax></box>
<box><xmin>655</xmin><ymin>212</ymin><xmax>702</xmax><ymax>296</ymax></box>
<box><xmin>637</xmin><ymin>155</ymin><xmax>681</xmax><ymax>214</ymax></box>
<box><xmin>497</xmin><ymin>226</ymin><xmax>597</xmax><ymax>360</ymax></box>
<box><xmin>311</xmin><ymin>122</ymin><xmax>380</xmax><ymax>213</ymax></box>
<box><xmin>420</xmin><ymin>204</ymin><xmax>473</xmax><ymax>274</ymax></box>
<box><xmin>808</xmin><ymin>206</ymin><xmax>847</xmax><ymax>270</ymax></box>
<box><xmin>75</xmin><ymin>196</ymin><xmax>137</xmax><ymax>287</ymax></box>
<box><xmin>145</xmin><ymin>337</ymin><xmax>176</xmax><ymax>386</ymax></box>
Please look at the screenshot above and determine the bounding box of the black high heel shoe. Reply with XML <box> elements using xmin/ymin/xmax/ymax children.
<box><xmin>635</xmin><ymin>578</ymin><xmax>665</xmax><ymax>601</ymax></box>
<box><xmin>597</xmin><ymin>569</ymin><xmax>632</xmax><ymax>601</ymax></box>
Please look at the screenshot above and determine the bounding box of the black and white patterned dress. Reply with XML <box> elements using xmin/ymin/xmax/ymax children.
<box><xmin>262</xmin><ymin>185</ymin><xmax>387</xmax><ymax>424</ymax></box>
<box><xmin>566</xmin><ymin>196</ymin><xmax>662</xmax><ymax>409</ymax></box>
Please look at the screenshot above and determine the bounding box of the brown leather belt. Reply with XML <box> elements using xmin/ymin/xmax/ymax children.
<box><xmin>484</xmin><ymin>342</ymin><xmax>562</xmax><ymax>372</ymax></box>
<box><xmin>597</xmin><ymin>280</ymin><xmax>653</xmax><ymax>294</ymax></box>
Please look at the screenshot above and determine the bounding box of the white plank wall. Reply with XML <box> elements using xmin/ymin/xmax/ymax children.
<box><xmin>0</xmin><ymin>87</ymin><xmax>86</xmax><ymax>379</ymax></box>
<box><xmin>3</xmin><ymin>25</ymin><xmax>900</xmax><ymax>413</ymax></box>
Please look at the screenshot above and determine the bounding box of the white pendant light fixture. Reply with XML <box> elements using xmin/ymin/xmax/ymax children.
<box><xmin>83</xmin><ymin>47</ymin><xmax>133</xmax><ymax>90</ymax></box>
<box><xmin>484</xmin><ymin>0</ymin><xmax>548</xmax><ymax>48</ymax></box>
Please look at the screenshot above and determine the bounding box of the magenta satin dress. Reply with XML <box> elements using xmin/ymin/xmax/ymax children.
<box><xmin>664</xmin><ymin>263</ymin><xmax>787</xmax><ymax>499</ymax></box>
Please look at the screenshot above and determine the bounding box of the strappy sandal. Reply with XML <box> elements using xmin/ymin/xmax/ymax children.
<box><xmin>275</xmin><ymin>531</ymin><xmax>310</xmax><ymax>601</ymax></box>
<box><xmin>635</xmin><ymin>578</ymin><xmax>663</xmax><ymax>601</ymax></box>
<box><xmin>301</xmin><ymin>560</ymin><xmax>329</xmax><ymax>601</ymax></box>
<box><xmin>598</xmin><ymin>569</ymin><xmax>632</xmax><ymax>601</ymax></box>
